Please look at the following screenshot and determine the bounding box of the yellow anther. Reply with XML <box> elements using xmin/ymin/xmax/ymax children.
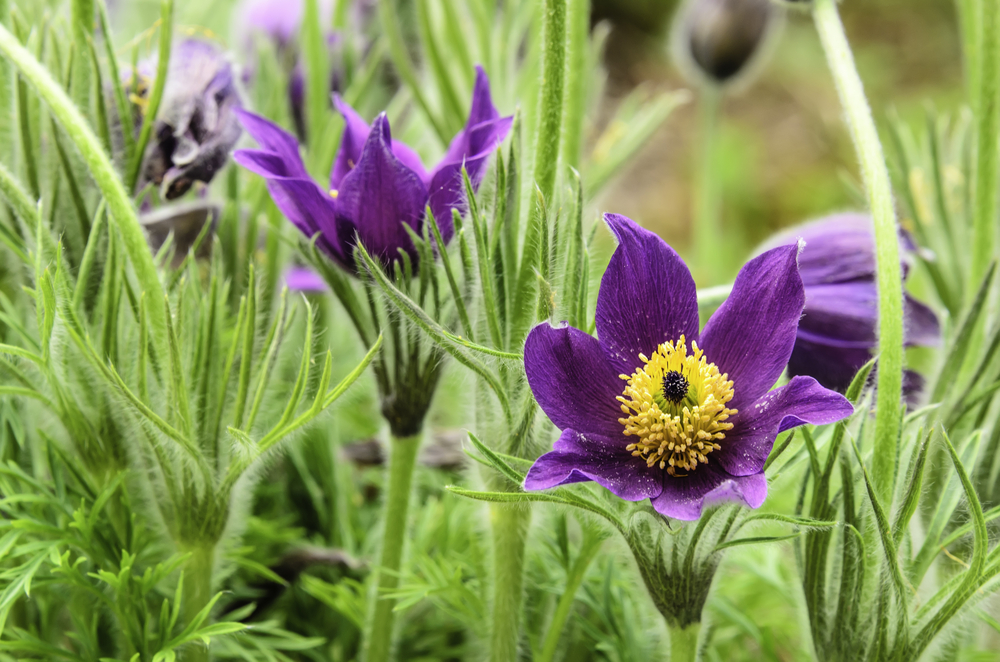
<box><xmin>329</xmin><ymin>189</ymin><xmax>339</xmax><ymax>199</ymax></box>
<box><xmin>617</xmin><ymin>335</ymin><xmax>736</xmax><ymax>477</ymax></box>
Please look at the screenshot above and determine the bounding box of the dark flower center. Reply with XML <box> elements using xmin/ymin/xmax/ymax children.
<box><xmin>661</xmin><ymin>370</ymin><xmax>690</xmax><ymax>404</ymax></box>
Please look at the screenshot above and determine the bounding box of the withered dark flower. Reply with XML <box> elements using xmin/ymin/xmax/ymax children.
<box><xmin>130</xmin><ymin>39</ymin><xmax>244</xmax><ymax>199</ymax></box>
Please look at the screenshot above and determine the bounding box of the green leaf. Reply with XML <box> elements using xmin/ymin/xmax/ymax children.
<box><xmin>713</xmin><ymin>534</ymin><xmax>802</xmax><ymax>553</ymax></box>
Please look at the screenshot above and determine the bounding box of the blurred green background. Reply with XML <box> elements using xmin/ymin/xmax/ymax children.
<box><xmin>84</xmin><ymin>0</ymin><xmax>965</xmax><ymax>288</ymax></box>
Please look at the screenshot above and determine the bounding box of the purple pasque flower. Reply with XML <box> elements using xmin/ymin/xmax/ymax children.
<box><xmin>238</xmin><ymin>0</ymin><xmax>333</xmax><ymax>50</ymax></box>
<box><xmin>233</xmin><ymin>66</ymin><xmax>512</xmax><ymax>271</ymax></box>
<box><xmin>134</xmin><ymin>39</ymin><xmax>244</xmax><ymax>199</ymax></box>
<box><xmin>523</xmin><ymin>213</ymin><xmax>853</xmax><ymax>521</ymax></box>
<box><xmin>759</xmin><ymin>213</ymin><xmax>940</xmax><ymax>397</ymax></box>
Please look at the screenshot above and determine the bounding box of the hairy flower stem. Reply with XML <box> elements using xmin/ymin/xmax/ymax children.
<box><xmin>181</xmin><ymin>545</ymin><xmax>215</xmax><ymax>662</ymax></box>
<box><xmin>537</xmin><ymin>527</ymin><xmax>603</xmax><ymax>662</ymax></box>
<box><xmin>489</xmin><ymin>504</ymin><xmax>531</xmax><ymax>662</ymax></box>
<box><xmin>813</xmin><ymin>0</ymin><xmax>903</xmax><ymax>503</ymax></box>
<box><xmin>560</xmin><ymin>0</ymin><xmax>589</xmax><ymax>172</ymax></box>
<box><xmin>694</xmin><ymin>87</ymin><xmax>721</xmax><ymax>279</ymax></box>
<box><xmin>363</xmin><ymin>433</ymin><xmax>421</xmax><ymax>662</ymax></box>
<box><xmin>533</xmin><ymin>0</ymin><xmax>568</xmax><ymax>206</ymax></box>
<box><xmin>0</xmin><ymin>22</ymin><xmax>169</xmax><ymax>355</ymax></box>
<box><xmin>670</xmin><ymin>623</ymin><xmax>701</xmax><ymax>662</ymax></box>
<box><xmin>972</xmin><ymin>0</ymin><xmax>1000</xmax><ymax>292</ymax></box>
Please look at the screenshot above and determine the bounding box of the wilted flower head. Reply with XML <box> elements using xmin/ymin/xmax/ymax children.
<box><xmin>759</xmin><ymin>213</ymin><xmax>940</xmax><ymax>398</ymax></box>
<box><xmin>674</xmin><ymin>0</ymin><xmax>777</xmax><ymax>86</ymax></box>
<box><xmin>234</xmin><ymin>66</ymin><xmax>512</xmax><ymax>272</ymax></box>
<box><xmin>131</xmin><ymin>39</ymin><xmax>244</xmax><ymax>199</ymax></box>
<box><xmin>523</xmin><ymin>213</ymin><xmax>853</xmax><ymax>520</ymax></box>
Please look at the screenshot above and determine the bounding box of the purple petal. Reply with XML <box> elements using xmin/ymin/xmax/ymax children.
<box><xmin>330</xmin><ymin>97</ymin><xmax>429</xmax><ymax>188</ymax></box>
<box><xmin>651</xmin><ymin>467</ymin><xmax>767</xmax><ymax>521</ymax></box>
<box><xmin>236</xmin><ymin>108</ymin><xmax>309</xmax><ymax>179</ymax></box>
<box><xmin>232</xmin><ymin>148</ymin><xmax>346</xmax><ymax>263</ymax></box>
<box><xmin>335</xmin><ymin>114</ymin><xmax>428</xmax><ymax>266</ymax></box>
<box><xmin>285</xmin><ymin>267</ymin><xmax>328</xmax><ymax>292</ymax></box>
<box><xmin>524</xmin><ymin>429</ymin><xmax>664</xmax><ymax>502</ymax></box>
<box><xmin>524</xmin><ymin>322</ymin><xmax>630</xmax><ymax>440</ymax></box>
<box><xmin>427</xmin><ymin>116</ymin><xmax>513</xmax><ymax>244</ymax></box>
<box><xmin>700</xmin><ymin>244</ymin><xmax>804</xmax><ymax>409</ymax></box>
<box><xmin>799</xmin><ymin>281</ymin><xmax>878</xmax><ymax>346</ymax></box>
<box><xmin>595</xmin><ymin>214</ymin><xmax>700</xmax><ymax>375</ymax></box>
<box><xmin>715</xmin><ymin>376</ymin><xmax>853</xmax><ymax>477</ymax></box>
<box><xmin>330</xmin><ymin>96</ymin><xmax>372</xmax><ymax>189</ymax></box>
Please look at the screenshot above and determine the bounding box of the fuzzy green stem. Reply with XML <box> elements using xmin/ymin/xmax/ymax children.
<box><xmin>537</xmin><ymin>528</ymin><xmax>602</xmax><ymax>662</ymax></box>
<box><xmin>181</xmin><ymin>545</ymin><xmax>215</xmax><ymax>662</ymax></box>
<box><xmin>972</xmin><ymin>0</ymin><xmax>1000</xmax><ymax>291</ymax></box>
<box><xmin>956</xmin><ymin>0</ymin><xmax>983</xmax><ymax>110</ymax></box>
<box><xmin>559</xmin><ymin>0</ymin><xmax>588</xmax><ymax>172</ymax></box>
<box><xmin>670</xmin><ymin>622</ymin><xmax>701</xmax><ymax>662</ymax></box>
<box><xmin>533</xmin><ymin>0</ymin><xmax>568</xmax><ymax>206</ymax></box>
<box><xmin>302</xmin><ymin>0</ymin><xmax>329</xmax><ymax>157</ymax></box>
<box><xmin>694</xmin><ymin>87</ymin><xmax>721</xmax><ymax>277</ymax></box>
<box><xmin>0</xmin><ymin>21</ymin><xmax>169</xmax><ymax>356</ymax></box>
<box><xmin>813</xmin><ymin>0</ymin><xmax>903</xmax><ymax>503</ymax></box>
<box><xmin>489</xmin><ymin>504</ymin><xmax>531</xmax><ymax>662</ymax></box>
<box><xmin>363</xmin><ymin>432</ymin><xmax>421</xmax><ymax>662</ymax></box>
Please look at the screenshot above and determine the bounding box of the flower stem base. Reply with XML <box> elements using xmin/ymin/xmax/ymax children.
<box><xmin>670</xmin><ymin>622</ymin><xmax>702</xmax><ymax>662</ymax></box>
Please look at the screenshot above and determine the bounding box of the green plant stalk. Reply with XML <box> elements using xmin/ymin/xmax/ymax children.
<box><xmin>694</xmin><ymin>87</ymin><xmax>721</xmax><ymax>276</ymax></box>
<box><xmin>537</xmin><ymin>529</ymin><xmax>602</xmax><ymax>662</ymax></box>
<box><xmin>127</xmin><ymin>0</ymin><xmax>173</xmax><ymax>192</ymax></box>
<box><xmin>489</xmin><ymin>504</ymin><xmax>531</xmax><ymax>662</ymax></box>
<box><xmin>363</xmin><ymin>433</ymin><xmax>421</xmax><ymax>662</ymax></box>
<box><xmin>181</xmin><ymin>544</ymin><xmax>215</xmax><ymax>662</ymax></box>
<box><xmin>972</xmin><ymin>0</ymin><xmax>1000</xmax><ymax>292</ymax></box>
<box><xmin>0</xmin><ymin>21</ymin><xmax>169</xmax><ymax>356</ymax></box>
<box><xmin>670</xmin><ymin>622</ymin><xmax>701</xmax><ymax>662</ymax></box>
<box><xmin>302</xmin><ymin>0</ymin><xmax>329</xmax><ymax>160</ymax></box>
<box><xmin>559</xmin><ymin>0</ymin><xmax>588</xmax><ymax>172</ymax></box>
<box><xmin>70</xmin><ymin>0</ymin><xmax>94</xmax><ymax>113</ymax></box>
<box><xmin>813</xmin><ymin>0</ymin><xmax>903</xmax><ymax>502</ymax></box>
<box><xmin>533</xmin><ymin>0</ymin><xmax>568</xmax><ymax>206</ymax></box>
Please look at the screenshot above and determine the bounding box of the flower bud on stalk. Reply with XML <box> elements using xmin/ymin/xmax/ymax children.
<box><xmin>673</xmin><ymin>0</ymin><xmax>779</xmax><ymax>88</ymax></box>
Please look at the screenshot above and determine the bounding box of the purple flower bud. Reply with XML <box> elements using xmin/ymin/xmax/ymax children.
<box><xmin>758</xmin><ymin>213</ymin><xmax>941</xmax><ymax>401</ymax></box>
<box><xmin>674</xmin><ymin>0</ymin><xmax>778</xmax><ymax>86</ymax></box>
<box><xmin>130</xmin><ymin>39</ymin><xmax>245</xmax><ymax>199</ymax></box>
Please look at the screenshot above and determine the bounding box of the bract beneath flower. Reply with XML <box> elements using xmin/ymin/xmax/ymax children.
<box><xmin>523</xmin><ymin>213</ymin><xmax>853</xmax><ymax>521</ymax></box>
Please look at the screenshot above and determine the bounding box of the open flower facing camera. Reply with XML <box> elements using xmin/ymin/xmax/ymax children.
<box><xmin>234</xmin><ymin>66</ymin><xmax>512</xmax><ymax>271</ymax></box>
<box><xmin>523</xmin><ymin>214</ymin><xmax>853</xmax><ymax>520</ymax></box>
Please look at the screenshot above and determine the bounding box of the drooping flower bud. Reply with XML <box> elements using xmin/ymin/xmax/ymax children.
<box><xmin>673</xmin><ymin>0</ymin><xmax>778</xmax><ymax>87</ymax></box>
<box><xmin>129</xmin><ymin>39</ymin><xmax>245</xmax><ymax>199</ymax></box>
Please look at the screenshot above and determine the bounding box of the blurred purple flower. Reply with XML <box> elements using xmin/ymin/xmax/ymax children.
<box><xmin>523</xmin><ymin>213</ymin><xmax>853</xmax><ymax>521</ymax></box>
<box><xmin>759</xmin><ymin>214</ymin><xmax>940</xmax><ymax>398</ymax></box>
<box><xmin>233</xmin><ymin>66</ymin><xmax>512</xmax><ymax>271</ymax></box>
<box><xmin>132</xmin><ymin>39</ymin><xmax>244</xmax><ymax>199</ymax></box>
<box><xmin>238</xmin><ymin>0</ymin><xmax>333</xmax><ymax>49</ymax></box>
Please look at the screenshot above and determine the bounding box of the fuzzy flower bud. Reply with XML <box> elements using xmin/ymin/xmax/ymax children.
<box><xmin>674</xmin><ymin>0</ymin><xmax>778</xmax><ymax>86</ymax></box>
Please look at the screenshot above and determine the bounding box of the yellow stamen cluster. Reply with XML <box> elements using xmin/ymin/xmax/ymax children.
<box><xmin>617</xmin><ymin>335</ymin><xmax>736</xmax><ymax>477</ymax></box>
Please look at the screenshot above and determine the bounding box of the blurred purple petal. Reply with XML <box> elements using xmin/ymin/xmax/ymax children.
<box><xmin>285</xmin><ymin>267</ymin><xmax>329</xmax><ymax>292</ymax></box>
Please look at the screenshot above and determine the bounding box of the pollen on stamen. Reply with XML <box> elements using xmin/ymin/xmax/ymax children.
<box><xmin>616</xmin><ymin>335</ymin><xmax>736</xmax><ymax>477</ymax></box>
<box><xmin>329</xmin><ymin>189</ymin><xmax>339</xmax><ymax>199</ymax></box>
